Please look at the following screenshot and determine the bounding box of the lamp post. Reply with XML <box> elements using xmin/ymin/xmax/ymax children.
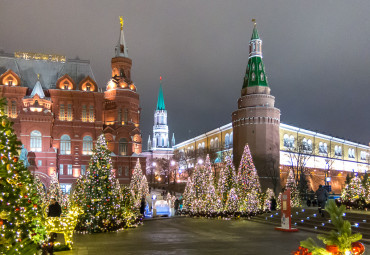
<box><xmin>152</xmin><ymin>162</ymin><xmax>156</xmax><ymax>189</ymax></box>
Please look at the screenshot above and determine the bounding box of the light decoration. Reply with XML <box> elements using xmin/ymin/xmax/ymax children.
<box><xmin>44</xmin><ymin>206</ymin><xmax>83</xmax><ymax>249</ymax></box>
<box><xmin>218</xmin><ymin>156</ymin><xmax>237</xmax><ymax>205</ymax></box>
<box><xmin>0</xmin><ymin>98</ymin><xmax>47</xmax><ymax>254</ymax></box>
<box><xmin>14</xmin><ymin>51</ymin><xmax>66</xmax><ymax>62</ymax></box>
<box><xmin>341</xmin><ymin>176</ymin><xmax>366</xmax><ymax>204</ymax></box>
<box><xmin>285</xmin><ymin>169</ymin><xmax>301</xmax><ymax>207</ymax></box>
<box><xmin>129</xmin><ymin>159</ymin><xmax>147</xmax><ymax>210</ymax></box>
<box><xmin>76</xmin><ymin>134</ymin><xmax>122</xmax><ymax>233</ymax></box>
<box><xmin>237</xmin><ymin>144</ymin><xmax>261</xmax><ymax>213</ymax></box>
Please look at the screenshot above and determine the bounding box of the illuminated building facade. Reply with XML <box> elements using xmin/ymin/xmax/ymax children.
<box><xmin>0</xmin><ymin>19</ymin><xmax>145</xmax><ymax>191</ymax></box>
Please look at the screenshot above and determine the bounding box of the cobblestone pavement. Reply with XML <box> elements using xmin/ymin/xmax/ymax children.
<box><xmin>58</xmin><ymin>217</ymin><xmax>368</xmax><ymax>255</ymax></box>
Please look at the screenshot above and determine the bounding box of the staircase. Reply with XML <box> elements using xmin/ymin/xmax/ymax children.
<box><xmin>249</xmin><ymin>207</ymin><xmax>370</xmax><ymax>244</ymax></box>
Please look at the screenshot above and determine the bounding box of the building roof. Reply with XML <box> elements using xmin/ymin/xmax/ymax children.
<box><xmin>0</xmin><ymin>52</ymin><xmax>96</xmax><ymax>90</ymax></box>
<box><xmin>30</xmin><ymin>80</ymin><xmax>45</xmax><ymax>98</ymax></box>
<box><xmin>251</xmin><ymin>22</ymin><xmax>260</xmax><ymax>40</ymax></box>
<box><xmin>156</xmin><ymin>83</ymin><xmax>165</xmax><ymax>111</ymax></box>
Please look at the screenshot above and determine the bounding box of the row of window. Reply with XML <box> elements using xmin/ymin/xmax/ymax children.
<box><xmin>59</xmin><ymin>104</ymin><xmax>95</xmax><ymax>122</ymax></box>
<box><xmin>4</xmin><ymin>100</ymin><xmax>17</xmax><ymax>118</ymax></box>
<box><xmin>30</xmin><ymin>131</ymin><xmax>129</xmax><ymax>156</ymax></box>
<box><xmin>283</xmin><ymin>134</ymin><xmax>369</xmax><ymax>160</ymax></box>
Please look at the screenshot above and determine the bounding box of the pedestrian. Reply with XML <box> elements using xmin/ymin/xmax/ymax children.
<box><xmin>48</xmin><ymin>198</ymin><xmax>61</xmax><ymax>217</ymax></box>
<box><xmin>174</xmin><ymin>198</ymin><xmax>180</xmax><ymax>215</ymax></box>
<box><xmin>140</xmin><ymin>197</ymin><xmax>146</xmax><ymax>216</ymax></box>
<box><xmin>270</xmin><ymin>196</ymin><xmax>277</xmax><ymax>211</ymax></box>
<box><xmin>315</xmin><ymin>185</ymin><xmax>329</xmax><ymax>217</ymax></box>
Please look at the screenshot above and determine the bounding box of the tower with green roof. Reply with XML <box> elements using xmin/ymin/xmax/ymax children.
<box><xmin>232</xmin><ymin>20</ymin><xmax>281</xmax><ymax>193</ymax></box>
<box><xmin>151</xmin><ymin>77</ymin><xmax>170</xmax><ymax>149</ymax></box>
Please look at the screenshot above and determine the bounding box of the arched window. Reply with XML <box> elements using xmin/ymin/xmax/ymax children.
<box><xmin>225</xmin><ymin>133</ymin><xmax>230</xmax><ymax>148</ymax></box>
<box><xmin>335</xmin><ymin>146</ymin><xmax>342</xmax><ymax>156</ymax></box>
<box><xmin>259</xmin><ymin>63</ymin><xmax>262</xmax><ymax>70</ymax></box>
<box><xmin>82</xmin><ymin>136</ymin><xmax>93</xmax><ymax>155</ymax></box>
<box><xmin>119</xmin><ymin>138</ymin><xmax>128</xmax><ymax>156</ymax></box>
<box><xmin>302</xmin><ymin>138</ymin><xmax>308</xmax><ymax>150</ymax></box>
<box><xmin>348</xmin><ymin>148</ymin><xmax>355</xmax><ymax>159</ymax></box>
<box><xmin>251</xmin><ymin>72</ymin><xmax>256</xmax><ymax>81</ymax></box>
<box><xmin>283</xmin><ymin>134</ymin><xmax>289</xmax><ymax>147</ymax></box>
<box><xmin>198</xmin><ymin>143</ymin><xmax>202</xmax><ymax>150</ymax></box>
<box><xmin>210</xmin><ymin>139</ymin><xmax>214</xmax><ymax>149</ymax></box>
<box><xmin>202</xmin><ymin>142</ymin><xmax>205</xmax><ymax>148</ymax></box>
<box><xmin>319</xmin><ymin>142</ymin><xmax>324</xmax><ymax>153</ymax></box>
<box><xmin>60</xmin><ymin>135</ymin><xmax>71</xmax><ymax>155</ymax></box>
<box><xmin>230</xmin><ymin>133</ymin><xmax>233</xmax><ymax>145</ymax></box>
<box><xmin>215</xmin><ymin>138</ymin><xmax>219</xmax><ymax>149</ymax></box>
<box><xmin>260</xmin><ymin>73</ymin><xmax>264</xmax><ymax>81</ymax></box>
<box><xmin>323</xmin><ymin>143</ymin><xmax>328</xmax><ymax>154</ymax></box>
<box><xmin>30</xmin><ymin>130</ymin><xmax>42</xmax><ymax>152</ymax></box>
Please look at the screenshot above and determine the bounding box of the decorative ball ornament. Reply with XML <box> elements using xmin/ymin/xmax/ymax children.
<box><xmin>325</xmin><ymin>245</ymin><xmax>340</xmax><ymax>254</ymax></box>
<box><xmin>0</xmin><ymin>219</ymin><xmax>3</xmax><ymax>226</ymax></box>
<box><xmin>351</xmin><ymin>242</ymin><xmax>365</xmax><ymax>255</ymax></box>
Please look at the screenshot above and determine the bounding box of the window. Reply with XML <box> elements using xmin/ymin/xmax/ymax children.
<box><xmin>8</xmin><ymin>79</ymin><xmax>13</xmax><ymax>86</ymax></box>
<box><xmin>307</xmin><ymin>139</ymin><xmax>312</xmax><ymax>152</ymax></box>
<box><xmin>63</xmin><ymin>81</ymin><xmax>69</xmax><ymax>90</ymax></box>
<box><xmin>118</xmin><ymin>166</ymin><xmax>122</xmax><ymax>176</ymax></box>
<box><xmin>323</xmin><ymin>143</ymin><xmax>328</xmax><ymax>153</ymax></box>
<box><xmin>82</xmin><ymin>105</ymin><xmax>87</xmax><ymax>122</ymax></box>
<box><xmin>82</xmin><ymin>136</ymin><xmax>93</xmax><ymax>155</ymax></box>
<box><xmin>67</xmin><ymin>164</ymin><xmax>72</xmax><ymax>175</ymax></box>
<box><xmin>38</xmin><ymin>160</ymin><xmax>42</xmax><ymax>166</ymax></box>
<box><xmin>125</xmin><ymin>166</ymin><xmax>129</xmax><ymax>176</ymax></box>
<box><xmin>60</xmin><ymin>184</ymin><xmax>72</xmax><ymax>194</ymax></box>
<box><xmin>60</xmin><ymin>164</ymin><xmax>64</xmax><ymax>175</ymax></box>
<box><xmin>118</xmin><ymin>109</ymin><xmax>122</xmax><ymax>123</ymax></box>
<box><xmin>10</xmin><ymin>101</ymin><xmax>17</xmax><ymax>118</ymax></box>
<box><xmin>230</xmin><ymin>133</ymin><xmax>233</xmax><ymax>145</ymax></box>
<box><xmin>124</xmin><ymin>109</ymin><xmax>128</xmax><ymax>123</ymax></box>
<box><xmin>284</xmin><ymin>134</ymin><xmax>289</xmax><ymax>147</ymax></box>
<box><xmin>86</xmin><ymin>83</ymin><xmax>91</xmax><ymax>91</ymax></box>
<box><xmin>119</xmin><ymin>138</ymin><xmax>128</xmax><ymax>156</ymax></box>
<box><xmin>214</xmin><ymin>138</ymin><xmax>219</xmax><ymax>149</ymax></box>
<box><xmin>348</xmin><ymin>148</ymin><xmax>355</xmax><ymax>159</ymax></box>
<box><xmin>81</xmin><ymin>165</ymin><xmax>86</xmax><ymax>175</ymax></box>
<box><xmin>60</xmin><ymin>135</ymin><xmax>71</xmax><ymax>155</ymax></box>
<box><xmin>89</xmin><ymin>105</ymin><xmax>94</xmax><ymax>122</ymax></box>
<box><xmin>360</xmin><ymin>151</ymin><xmax>367</xmax><ymax>161</ymax></box>
<box><xmin>225</xmin><ymin>134</ymin><xmax>230</xmax><ymax>148</ymax></box>
<box><xmin>30</xmin><ymin>130</ymin><xmax>42</xmax><ymax>152</ymax></box>
<box><xmin>335</xmin><ymin>146</ymin><xmax>342</xmax><ymax>156</ymax></box>
<box><xmin>210</xmin><ymin>139</ymin><xmax>214</xmax><ymax>149</ymax></box>
<box><xmin>198</xmin><ymin>143</ymin><xmax>202</xmax><ymax>150</ymax></box>
<box><xmin>67</xmin><ymin>104</ymin><xmax>72</xmax><ymax>121</ymax></box>
<box><xmin>59</xmin><ymin>104</ymin><xmax>65</xmax><ymax>120</ymax></box>
<box><xmin>289</xmin><ymin>135</ymin><xmax>295</xmax><ymax>148</ymax></box>
<box><xmin>319</xmin><ymin>142</ymin><xmax>326</xmax><ymax>153</ymax></box>
<box><xmin>260</xmin><ymin>73</ymin><xmax>264</xmax><ymax>81</ymax></box>
<box><xmin>259</xmin><ymin>63</ymin><xmax>262</xmax><ymax>70</ymax></box>
<box><xmin>251</xmin><ymin>72</ymin><xmax>256</xmax><ymax>81</ymax></box>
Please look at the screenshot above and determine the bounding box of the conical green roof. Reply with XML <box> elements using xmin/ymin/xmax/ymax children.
<box><xmin>242</xmin><ymin>57</ymin><xmax>268</xmax><ymax>88</ymax></box>
<box><xmin>251</xmin><ymin>24</ymin><xmax>260</xmax><ymax>40</ymax></box>
<box><xmin>156</xmin><ymin>84</ymin><xmax>165</xmax><ymax>110</ymax></box>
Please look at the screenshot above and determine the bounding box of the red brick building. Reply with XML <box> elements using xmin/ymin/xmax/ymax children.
<box><xmin>0</xmin><ymin>23</ymin><xmax>145</xmax><ymax>192</ymax></box>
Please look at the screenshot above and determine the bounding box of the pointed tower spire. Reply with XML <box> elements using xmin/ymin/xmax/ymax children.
<box><xmin>115</xmin><ymin>16</ymin><xmax>128</xmax><ymax>57</ymax></box>
<box><xmin>30</xmin><ymin>74</ymin><xmax>45</xmax><ymax>98</ymax></box>
<box><xmin>171</xmin><ymin>133</ymin><xmax>176</xmax><ymax>147</ymax></box>
<box><xmin>147</xmin><ymin>135</ymin><xmax>152</xmax><ymax>151</ymax></box>
<box><xmin>156</xmin><ymin>76</ymin><xmax>165</xmax><ymax>110</ymax></box>
<box><xmin>242</xmin><ymin>19</ymin><xmax>268</xmax><ymax>88</ymax></box>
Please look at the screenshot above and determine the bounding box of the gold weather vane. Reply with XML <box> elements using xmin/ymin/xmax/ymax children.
<box><xmin>119</xmin><ymin>16</ymin><xmax>124</xmax><ymax>30</ymax></box>
<box><xmin>252</xmin><ymin>18</ymin><xmax>256</xmax><ymax>25</ymax></box>
<box><xmin>37</xmin><ymin>73</ymin><xmax>40</xmax><ymax>80</ymax></box>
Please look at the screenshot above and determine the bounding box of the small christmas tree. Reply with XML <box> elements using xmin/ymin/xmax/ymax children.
<box><xmin>129</xmin><ymin>159</ymin><xmax>145</xmax><ymax>210</ymax></box>
<box><xmin>218</xmin><ymin>156</ymin><xmax>237</xmax><ymax>205</ymax></box>
<box><xmin>0</xmin><ymin>98</ymin><xmax>46</xmax><ymax>254</ymax></box>
<box><xmin>140</xmin><ymin>175</ymin><xmax>149</xmax><ymax>200</ymax></box>
<box><xmin>286</xmin><ymin>169</ymin><xmax>301</xmax><ymax>207</ymax></box>
<box><xmin>183</xmin><ymin>177</ymin><xmax>195</xmax><ymax>211</ymax></box>
<box><xmin>225</xmin><ymin>188</ymin><xmax>238</xmax><ymax>213</ymax></box>
<box><xmin>341</xmin><ymin>176</ymin><xmax>365</xmax><ymax>203</ymax></box>
<box><xmin>237</xmin><ymin>144</ymin><xmax>261</xmax><ymax>213</ymax></box>
<box><xmin>71</xmin><ymin>175</ymin><xmax>85</xmax><ymax>207</ymax></box>
<box><xmin>34</xmin><ymin>174</ymin><xmax>47</xmax><ymax>206</ymax></box>
<box><xmin>204</xmin><ymin>184</ymin><xmax>218</xmax><ymax>213</ymax></box>
<box><xmin>262</xmin><ymin>188</ymin><xmax>275</xmax><ymax>211</ymax></box>
<box><xmin>78</xmin><ymin>134</ymin><xmax>121</xmax><ymax>233</ymax></box>
<box><xmin>47</xmin><ymin>172</ymin><xmax>62</xmax><ymax>204</ymax></box>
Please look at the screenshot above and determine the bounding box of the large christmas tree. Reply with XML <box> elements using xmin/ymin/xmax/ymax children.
<box><xmin>237</xmin><ymin>144</ymin><xmax>261</xmax><ymax>213</ymax></box>
<box><xmin>0</xmin><ymin>98</ymin><xmax>46</xmax><ymax>254</ymax></box>
<box><xmin>78</xmin><ymin>134</ymin><xmax>121</xmax><ymax>233</ymax></box>
<box><xmin>286</xmin><ymin>169</ymin><xmax>301</xmax><ymax>207</ymax></box>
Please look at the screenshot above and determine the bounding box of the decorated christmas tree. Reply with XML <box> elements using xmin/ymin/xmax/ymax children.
<box><xmin>262</xmin><ymin>188</ymin><xmax>275</xmax><ymax>211</ymax></box>
<box><xmin>286</xmin><ymin>169</ymin><xmax>301</xmax><ymax>207</ymax></box>
<box><xmin>140</xmin><ymin>175</ymin><xmax>149</xmax><ymax>200</ymax></box>
<box><xmin>0</xmin><ymin>98</ymin><xmax>46</xmax><ymax>254</ymax></box>
<box><xmin>204</xmin><ymin>184</ymin><xmax>218</xmax><ymax>213</ymax></box>
<box><xmin>183</xmin><ymin>177</ymin><xmax>195</xmax><ymax>211</ymax></box>
<box><xmin>34</xmin><ymin>174</ymin><xmax>47</xmax><ymax>206</ymax></box>
<box><xmin>341</xmin><ymin>176</ymin><xmax>365</xmax><ymax>203</ymax></box>
<box><xmin>237</xmin><ymin>144</ymin><xmax>261</xmax><ymax>213</ymax></box>
<box><xmin>47</xmin><ymin>172</ymin><xmax>62</xmax><ymax>204</ymax></box>
<box><xmin>218</xmin><ymin>156</ymin><xmax>237</xmax><ymax>205</ymax></box>
<box><xmin>78</xmin><ymin>134</ymin><xmax>121</xmax><ymax>233</ymax></box>
<box><xmin>225</xmin><ymin>188</ymin><xmax>238</xmax><ymax>213</ymax></box>
<box><xmin>204</xmin><ymin>155</ymin><xmax>214</xmax><ymax>187</ymax></box>
<box><xmin>129</xmin><ymin>159</ymin><xmax>145</xmax><ymax>210</ymax></box>
<box><xmin>71</xmin><ymin>175</ymin><xmax>85</xmax><ymax>207</ymax></box>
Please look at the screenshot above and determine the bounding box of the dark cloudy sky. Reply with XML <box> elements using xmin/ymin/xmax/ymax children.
<box><xmin>1</xmin><ymin>0</ymin><xmax>370</xmax><ymax>146</ymax></box>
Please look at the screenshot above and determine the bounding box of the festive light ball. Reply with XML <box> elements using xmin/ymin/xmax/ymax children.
<box><xmin>0</xmin><ymin>220</ymin><xmax>3</xmax><ymax>226</ymax></box>
<box><xmin>325</xmin><ymin>245</ymin><xmax>340</xmax><ymax>254</ymax></box>
<box><xmin>351</xmin><ymin>242</ymin><xmax>365</xmax><ymax>255</ymax></box>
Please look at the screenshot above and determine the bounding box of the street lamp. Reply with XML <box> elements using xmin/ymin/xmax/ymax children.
<box><xmin>198</xmin><ymin>159</ymin><xmax>203</xmax><ymax>165</ymax></box>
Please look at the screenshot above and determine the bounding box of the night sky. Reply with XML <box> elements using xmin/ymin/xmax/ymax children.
<box><xmin>1</xmin><ymin>1</ymin><xmax>369</xmax><ymax>146</ymax></box>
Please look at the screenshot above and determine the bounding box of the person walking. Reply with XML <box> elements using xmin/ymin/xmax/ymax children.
<box><xmin>315</xmin><ymin>185</ymin><xmax>329</xmax><ymax>217</ymax></box>
<box><xmin>140</xmin><ymin>197</ymin><xmax>146</xmax><ymax>216</ymax></box>
<box><xmin>174</xmin><ymin>198</ymin><xmax>180</xmax><ymax>215</ymax></box>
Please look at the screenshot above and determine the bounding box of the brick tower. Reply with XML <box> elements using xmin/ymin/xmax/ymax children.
<box><xmin>232</xmin><ymin>21</ymin><xmax>281</xmax><ymax>191</ymax></box>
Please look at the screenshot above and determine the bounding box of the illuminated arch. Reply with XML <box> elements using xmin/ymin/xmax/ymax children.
<box><xmin>79</xmin><ymin>76</ymin><xmax>98</xmax><ymax>92</ymax></box>
<box><xmin>0</xmin><ymin>69</ymin><xmax>21</xmax><ymax>86</ymax></box>
<box><xmin>56</xmin><ymin>74</ymin><xmax>76</xmax><ymax>90</ymax></box>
